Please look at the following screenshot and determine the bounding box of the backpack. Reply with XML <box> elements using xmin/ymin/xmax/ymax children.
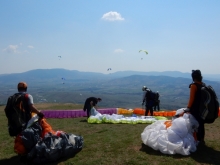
<box><xmin>4</xmin><ymin>93</ymin><xmax>30</xmax><ymax>136</ymax></box>
<box><xmin>194</xmin><ymin>83</ymin><xmax>219</xmax><ymax>123</ymax></box>
<box><xmin>155</xmin><ymin>93</ymin><xmax>160</xmax><ymax>103</ymax></box>
<box><xmin>146</xmin><ymin>91</ymin><xmax>157</xmax><ymax>107</ymax></box>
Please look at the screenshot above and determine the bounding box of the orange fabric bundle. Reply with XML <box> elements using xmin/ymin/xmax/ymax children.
<box><xmin>40</xmin><ymin>118</ymin><xmax>56</xmax><ymax>137</ymax></box>
<box><xmin>14</xmin><ymin>134</ymin><xmax>26</xmax><ymax>155</ymax></box>
<box><xmin>133</xmin><ymin>108</ymin><xmax>145</xmax><ymax>115</ymax></box>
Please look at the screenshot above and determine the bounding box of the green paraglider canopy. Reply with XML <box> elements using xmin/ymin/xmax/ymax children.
<box><xmin>139</xmin><ymin>50</ymin><xmax>148</xmax><ymax>55</ymax></box>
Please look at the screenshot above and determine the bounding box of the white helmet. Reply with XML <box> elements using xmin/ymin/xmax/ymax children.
<box><xmin>142</xmin><ymin>86</ymin><xmax>147</xmax><ymax>91</ymax></box>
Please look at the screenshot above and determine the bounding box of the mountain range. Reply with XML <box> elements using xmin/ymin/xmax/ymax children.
<box><xmin>1</xmin><ymin>69</ymin><xmax>220</xmax><ymax>82</ymax></box>
<box><xmin>0</xmin><ymin>69</ymin><xmax>220</xmax><ymax>109</ymax></box>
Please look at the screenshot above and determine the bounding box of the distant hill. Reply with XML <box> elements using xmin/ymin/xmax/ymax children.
<box><xmin>0</xmin><ymin>68</ymin><xmax>108</xmax><ymax>84</ymax></box>
<box><xmin>1</xmin><ymin>69</ymin><xmax>220</xmax><ymax>109</ymax></box>
<box><xmin>110</xmin><ymin>70</ymin><xmax>220</xmax><ymax>82</ymax></box>
<box><xmin>1</xmin><ymin>69</ymin><xmax>220</xmax><ymax>83</ymax></box>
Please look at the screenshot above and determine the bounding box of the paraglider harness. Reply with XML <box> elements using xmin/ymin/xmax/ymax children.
<box><xmin>4</xmin><ymin>93</ymin><xmax>31</xmax><ymax>137</ymax></box>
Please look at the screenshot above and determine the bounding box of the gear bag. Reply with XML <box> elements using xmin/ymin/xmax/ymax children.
<box><xmin>145</xmin><ymin>91</ymin><xmax>157</xmax><ymax>107</ymax></box>
<box><xmin>4</xmin><ymin>93</ymin><xmax>30</xmax><ymax>136</ymax></box>
<box><xmin>192</xmin><ymin>83</ymin><xmax>219</xmax><ymax>123</ymax></box>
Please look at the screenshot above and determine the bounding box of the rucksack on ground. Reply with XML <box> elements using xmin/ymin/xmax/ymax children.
<box><xmin>4</xmin><ymin>93</ymin><xmax>30</xmax><ymax>136</ymax></box>
<box><xmin>198</xmin><ymin>84</ymin><xmax>219</xmax><ymax>123</ymax></box>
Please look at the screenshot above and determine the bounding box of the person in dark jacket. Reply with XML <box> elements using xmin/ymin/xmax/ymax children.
<box><xmin>142</xmin><ymin>87</ymin><xmax>154</xmax><ymax>116</ymax></box>
<box><xmin>83</xmin><ymin>97</ymin><xmax>102</xmax><ymax>118</ymax></box>
<box><xmin>186</xmin><ymin>70</ymin><xmax>205</xmax><ymax>145</ymax></box>
<box><xmin>153</xmin><ymin>91</ymin><xmax>160</xmax><ymax>111</ymax></box>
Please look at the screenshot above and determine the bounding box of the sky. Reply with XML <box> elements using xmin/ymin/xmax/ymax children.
<box><xmin>0</xmin><ymin>0</ymin><xmax>220</xmax><ymax>75</ymax></box>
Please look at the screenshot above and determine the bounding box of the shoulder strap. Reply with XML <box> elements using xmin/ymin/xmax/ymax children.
<box><xmin>189</xmin><ymin>82</ymin><xmax>204</xmax><ymax>89</ymax></box>
<box><xmin>23</xmin><ymin>93</ymin><xmax>29</xmax><ymax>100</ymax></box>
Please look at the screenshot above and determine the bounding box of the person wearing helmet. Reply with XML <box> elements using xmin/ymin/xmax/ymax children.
<box><xmin>142</xmin><ymin>86</ymin><xmax>147</xmax><ymax>105</ymax></box>
<box><xmin>187</xmin><ymin>70</ymin><xmax>205</xmax><ymax>145</ymax></box>
<box><xmin>142</xmin><ymin>86</ymin><xmax>147</xmax><ymax>91</ymax></box>
<box><xmin>17</xmin><ymin>82</ymin><xmax>44</xmax><ymax>118</ymax></box>
<box><xmin>83</xmin><ymin>97</ymin><xmax>102</xmax><ymax>118</ymax></box>
<box><xmin>142</xmin><ymin>87</ymin><xmax>154</xmax><ymax>116</ymax></box>
<box><xmin>153</xmin><ymin>91</ymin><xmax>160</xmax><ymax>111</ymax></box>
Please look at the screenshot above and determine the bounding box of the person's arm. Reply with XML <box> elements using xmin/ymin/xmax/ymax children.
<box><xmin>29</xmin><ymin>104</ymin><xmax>40</xmax><ymax>114</ymax></box>
<box><xmin>187</xmin><ymin>84</ymin><xmax>197</xmax><ymax>108</ymax></box>
<box><xmin>27</xmin><ymin>94</ymin><xmax>44</xmax><ymax>118</ymax></box>
<box><xmin>142</xmin><ymin>91</ymin><xmax>146</xmax><ymax>104</ymax></box>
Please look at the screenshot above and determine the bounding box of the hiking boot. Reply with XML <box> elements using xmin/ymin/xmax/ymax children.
<box><xmin>19</xmin><ymin>155</ymin><xmax>27</xmax><ymax>165</ymax></box>
<box><xmin>197</xmin><ymin>140</ymin><xmax>206</xmax><ymax>147</ymax></box>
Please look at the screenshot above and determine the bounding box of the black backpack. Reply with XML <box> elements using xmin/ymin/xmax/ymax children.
<box><xmin>4</xmin><ymin>93</ymin><xmax>30</xmax><ymax>136</ymax></box>
<box><xmin>146</xmin><ymin>91</ymin><xmax>157</xmax><ymax>107</ymax></box>
<box><xmin>194</xmin><ymin>83</ymin><xmax>219</xmax><ymax>123</ymax></box>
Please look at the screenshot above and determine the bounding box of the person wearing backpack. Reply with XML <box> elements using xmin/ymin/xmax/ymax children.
<box><xmin>185</xmin><ymin>70</ymin><xmax>205</xmax><ymax>145</ymax></box>
<box><xmin>142</xmin><ymin>87</ymin><xmax>154</xmax><ymax>116</ymax></box>
<box><xmin>4</xmin><ymin>82</ymin><xmax>44</xmax><ymax>137</ymax></box>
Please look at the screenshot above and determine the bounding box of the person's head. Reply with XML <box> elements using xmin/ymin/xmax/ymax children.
<box><xmin>17</xmin><ymin>82</ymin><xmax>28</xmax><ymax>92</ymax></box>
<box><xmin>191</xmin><ymin>70</ymin><xmax>203</xmax><ymax>82</ymax></box>
<box><xmin>142</xmin><ymin>86</ymin><xmax>147</xmax><ymax>91</ymax></box>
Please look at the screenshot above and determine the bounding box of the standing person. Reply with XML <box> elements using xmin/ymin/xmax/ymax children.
<box><xmin>153</xmin><ymin>91</ymin><xmax>160</xmax><ymax>111</ymax></box>
<box><xmin>83</xmin><ymin>97</ymin><xmax>102</xmax><ymax>118</ymax></box>
<box><xmin>186</xmin><ymin>70</ymin><xmax>205</xmax><ymax>145</ymax></box>
<box><xmin>142</xmin><ymin>86</ymin><xmax>147</xmax><ymax>104</ymax></box>
<box><xmin>142</xmin><ymin>87</ymin><xmax>154</xmax><ymax>116</ymax></box>
<box><xmin>4</xmin><ymin>82</ymin><xmax>44</xmax><ymax>137</ymax></box>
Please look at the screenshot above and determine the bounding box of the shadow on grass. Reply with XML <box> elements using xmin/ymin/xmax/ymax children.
<box><xmin>0</xmin><ymin>156</ymin><xmax>20</xmax><ymax>165</ymax></box>
<box><xmin>140</xmin><ymin>143</ymin><xmax>220</xmax><ymax>164</ymax></box>
<box><xmin>190</xmin><ymin>144</ymin><xmax>220</xmax><ymax>164</ymax></box>
<box><xmin>80</xmin><ymin>119</ymin><xmax>87</xmax><ymax>122</ymax></box>
<box><xmin>0</xmin><ymin>149</ymin><xmax>82</xmax><ymax>165</ymax></box>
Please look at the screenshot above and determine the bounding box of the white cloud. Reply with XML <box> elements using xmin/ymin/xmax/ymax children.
<box><xmin>28</xmin><ymin>45</ymin><xmax>34</xmax><ymax>49</ymax></box>
<box><xmin>114</xmin><ymin>49</ymin><xmax>124</xmax><ymax>53</ymax></box>
<box><xmin>3</xmin><ymin>45</ymin><xmax>19</xmax><ymax>53</ymax></box>
<box><xmin>102</xmin><ymin>11</ymin><xmax>125</xmax><ymax>21</ymax></box>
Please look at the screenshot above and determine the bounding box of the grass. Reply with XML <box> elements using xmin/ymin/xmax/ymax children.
<box><xmin>0</xmin><ymin>103</ymin><xmax>220</xmax><ymax>165</ymax></box>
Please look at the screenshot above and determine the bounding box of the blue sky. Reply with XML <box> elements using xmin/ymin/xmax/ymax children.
<box><xmin>0</xmin><ymin>0</ymin><xmax>220</xmax><ymax>75</ymax></box>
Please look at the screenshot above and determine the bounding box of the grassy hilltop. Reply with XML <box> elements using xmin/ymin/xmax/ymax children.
<box><xmin>0</xmin><ymin>103</ymin><xmax>220</xmax><ymax>165</ymax></box>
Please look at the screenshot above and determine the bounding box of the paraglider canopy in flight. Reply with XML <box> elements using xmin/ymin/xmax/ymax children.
<box><xmin>139</xmin><ymin>50</ymin><xmax>148</xmax><ymax>55</ymax></box>
<box><xmin>61</xmin><ymin>77</ymin><xmax>65</xmax><ymax>84</ymax></box>
<box><xmin>107</xmin><ymin>68</ymin><xmax>112</xmax><ymax>71</ymax></box>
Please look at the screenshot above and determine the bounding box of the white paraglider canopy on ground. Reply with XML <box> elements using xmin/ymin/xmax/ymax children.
<box><xmin>141</xmin><ymin>108</ymin><xmax>199</xmax><ymax>155</ymax></box>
